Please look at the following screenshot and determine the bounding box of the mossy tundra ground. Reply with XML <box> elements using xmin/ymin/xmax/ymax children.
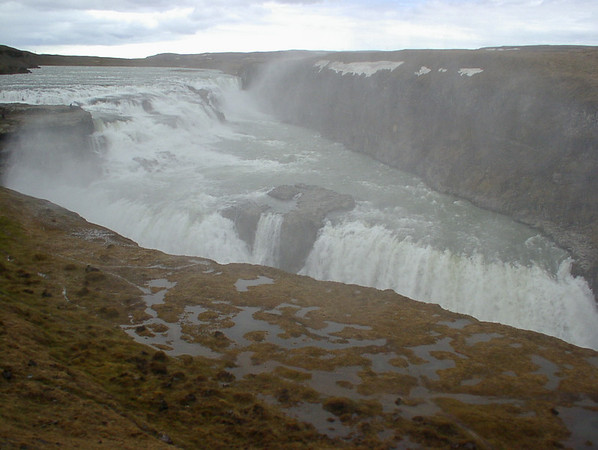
<box><xmin>1</xmin><ymin>186</ymin><xmax>597</xmax><ymax>449</ymax></box>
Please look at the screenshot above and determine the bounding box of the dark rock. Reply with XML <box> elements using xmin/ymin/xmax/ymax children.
<box><xmin>2</xmin><ymin>368</ymin><xmax>13</xmax><ymax>381</ymax></box>
<box><xmin>158</xmin><ymin>399</ymin><xmax>169</xmax><ymax>412</ymax></box>
<box><xmin>267</xmin><ymin>184</ymin><xmax>302</xmax><ymax>201</ymax></box>
<box><xmin>187</xmin><ymin>86</ymin><xmax>226</xmax><ymax>122</ymax></box>
<box><xmin>223</xmin><ymin>184</ymin><xmax>355</xmax><ymax>272</ymax></box>
<box><xmin>221</xmin><ymin>201</ymin><xmax>269</xmax><ymax>249</ymax></box>
<box><xmin>181</xmin><ymin>393</ymin><xmax>196</xmax><ymax>405</ymax></box>
<box><xmin>152</xmin><ymin>351</ymin><xmax>168</xmax><ymax>361</ymax></box>
<box><xmin>215</xmin><ymin>370</ymin><xmax>235</xmax><ymax>383</ymax></box>
<box><xmin>269</xmin><ymin>184</ymin><xmax>355</xmax><ymax>272</ymax></box>
<box><xmin>322</xmin><ymin>396</ymin><xmax>358</xmax><ymax>417</ymax></box>
<box><xmin>159</xmin><ymin>433</ymin><xmax>173</xmax><ymax>444</ymax></box>
<box><xmin>276</xmin><ymin>388</ymin><xmax>290</xmax><ymax>403</ymax></box>
<box><xmin>150</xmin><ymin>361</ymin><xmax>168</xmax><ymax>375</ymax></box>
<box><xmin>141</xmin><ymin>99</ymin><xmax>153</xmax><ymax>113</ymax></box>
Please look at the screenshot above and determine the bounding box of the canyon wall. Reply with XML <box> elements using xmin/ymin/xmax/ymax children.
<box><xmin>243</xmin><ymin>46</ymin><xmax>598</xmax><ymax>296</ymax></box>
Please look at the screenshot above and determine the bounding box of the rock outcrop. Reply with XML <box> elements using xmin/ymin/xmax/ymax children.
<box><xmin>0</xmin><ymin>103</ymin><xmax>96</xmax><ymax>182</ymax></box>
<box><xmin>269</xmin><ymin>184</ymin><xmax>355</xmax><ymax>271</ymax></box>
<box><xmin>223</xmin><ymin>184</ymin><xmax>355</xmax><ymax>271</ymax></box>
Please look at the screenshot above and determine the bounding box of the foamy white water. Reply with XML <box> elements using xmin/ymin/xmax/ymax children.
<box><xmin>1</xmin><ymin>66</ymin><xmax>596</xmax><ymax>349</ymax></box>
<box><xmin>253</xmin><ymin>213</ymin><xmax>284</xmax><ymax>266</ymax></box>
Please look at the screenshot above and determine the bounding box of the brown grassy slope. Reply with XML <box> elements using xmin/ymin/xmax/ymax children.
<box><xmin>1</xmin><ymin>186</ymin><xmax>598</xmax><ymax>449</ymax></box>
<box><xmin>0</xmin><ymin>187</ymin><xmax>332</xmax><ymax>449</ymax></box>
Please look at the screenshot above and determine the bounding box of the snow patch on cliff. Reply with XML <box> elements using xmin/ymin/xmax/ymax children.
<box><xmin>415</xmin><ymin>66</ymin><xmax>432</xmax><ymax>76</ymax></box>
<box><xmin>458</xmin><ymin>68</ymin><xmax>484</xmax><ymax>77</ymax></box>
<box><xmin>315</xmin><ymin>60</ymin><xmax>404</xmax><ymax>77</ymax></box>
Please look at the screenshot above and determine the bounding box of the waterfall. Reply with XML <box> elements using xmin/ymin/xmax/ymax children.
<box><xmin>252</xmin><ymin>213</ymin><xmax>284</xmax><ymax>266</ymax></box>
<box><xmin>301</xmin><ymin>220</ymin><xmax>598</xmax><ymax>349</ymax></box>
<box><xmin>1</xmin><ymin>65</ymin><xmax>596</xmax><ymax>350</ymax></box>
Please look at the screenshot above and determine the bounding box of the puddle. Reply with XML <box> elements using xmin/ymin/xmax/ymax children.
<box><xmin>296</xmin><ymin>306</ymin><xmax>321</xmax><ymax>319</ymax></box>
<box><xmin>308</xmin><ymin>367</ymin><xmax>363</xmax><ymax>398</ymax></box>
<box><xmin>220</xmin><ymin>306</ymin><xmax>284</xmax><ymax>347</ymax></box>
<box><xmin>377</xmin><ymin>428</ymin><xmax>396</xmax><ymax>442</ymax></box>
<box><xmin>128</xmin><ymin>291</ymin><xmax>388</xmax><ymax>359</ymax></box>
<box><xmin>531</xmin><ymin>355</ymin><xmax>561</xmax><ymax>390</ymax></box>
<box><xmin>586</xmin><ymin>356</ymin><xmax>598</xmax><ymax>368</ymax></box>
<box><xmin>406</xmin><ymin>337</ymin><xmax>461</xmax><ymax>381</ymax></box>
<box><xmin>557</xmin><ymin>406</ymin><xmax>598</xmax><ymax>448</ymax></box>
<box><xmin>265</xmin><ymin>302</ymin><xmax>301</xmax><ymax>315</ymax></box>
<box><xmin>121</xmin><ymin>282</ymin><xmax>579</xmax><ymax>444</ymax></box>
<box><xmin>231</xmin><ymin>352</ymin><xmax>361</xmax><ymax>401</ymax></box>
<box><xmin>460</xmin><ymin>377</ymin><xmax>483</xmax><ymax>386</ymax></box>
<box><xmin>229</xmin><ymin>351</ymin><xmax>284</xmax><ymax>378</ymax></box>
<box><xmin>395</xmin><ymin>385</ymin><xmax>525</xmax><ymax>421</ymax></box>
<box><xmin>465</xmin><ymin>333</ymin><xmax>503</xmax><ymax>346</ymax></box>
<box><xmin>264</xmin><ymin>303</ymin><xmax>321</xmax><ymax>319</ymax></box>
<box><xmin>364</xmin><ymin>352</ymin><xmax>402</xmax><ymax>374</ymax></box>
<box><xmin>217</xmin><ymin>305</ymin><xmax>387</xmax><ymax>351</ymax></box>
<box><xmin>122</xmin><ymin>279</ymin><xmax>219</xmax><ymax>358</ymax></box>
<box><xmin>396</xmin><ymin>386</ymin><xmax>443</xmax><ymax>419</ymax></box>
<box><xmin>234</xmin><ymin>276</ymin><xmax>274</xmax><ymax>292</ymax></box>
<box><xmin>283</xmin><ymin>401</ymin><xmax>353</xmax><ymax>439</ymax></box>
<box><xmin>394</xmin><ymin>435</ymin><xmax>423</xmax><ymax>449</ymax></box>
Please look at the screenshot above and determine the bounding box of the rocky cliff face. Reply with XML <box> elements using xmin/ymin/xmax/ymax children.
<box><xmin>244</xmin><ymin>46</ymin><xmax>598</xmax><ymax>297</ymax></box>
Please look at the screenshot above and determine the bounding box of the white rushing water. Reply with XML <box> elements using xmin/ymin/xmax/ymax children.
<box><xmin>1</xmin><ymin>66</ymin><xmax>596</xmax><ymax>349</ymax></box>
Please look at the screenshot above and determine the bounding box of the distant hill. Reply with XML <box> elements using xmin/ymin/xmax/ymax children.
<box><xmin>0</xmin><ymin>45</ymin><xmax>40</xmax><ymax>74</ymax></box>
<box><xmin>0</xmin><ymin>44</ymin><xmax>315</xmax><ymax>76</ymax></box>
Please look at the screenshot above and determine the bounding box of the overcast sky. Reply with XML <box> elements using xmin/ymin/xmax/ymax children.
<box><xmin>1</xmin><ymin>0</ymin><xmax>597</xmax><ymax>58</ymax></box>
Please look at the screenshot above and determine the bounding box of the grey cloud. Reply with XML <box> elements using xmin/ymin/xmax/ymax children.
<box><xmin>2</xmin><ymin>0</ymin><xmax>196</xmax><ymax>12</ymax></box>
<box><xmin>1</xmin><ymin>0</ymin><xmax>596</xmax><ymax>53</ymax></box>
<box><xmin>271</xmin><ymin>0</ymin><xmax>323</xmax><ymax>3</ymax></box>
<box><xmin>1</xmin><ymin>8</ymin><xmax>202</xmax><ymax>47</ymax></box>
<box><xmin>0</xmin><ymin>0</ymin><xmax>269</xmax><ymax>48</ymax></box>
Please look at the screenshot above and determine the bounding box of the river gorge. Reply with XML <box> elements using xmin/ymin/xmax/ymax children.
<box><xmin>1</xmin><ymin>47</ymin><xmax>597</xmax><ymax>350</ymax></box>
